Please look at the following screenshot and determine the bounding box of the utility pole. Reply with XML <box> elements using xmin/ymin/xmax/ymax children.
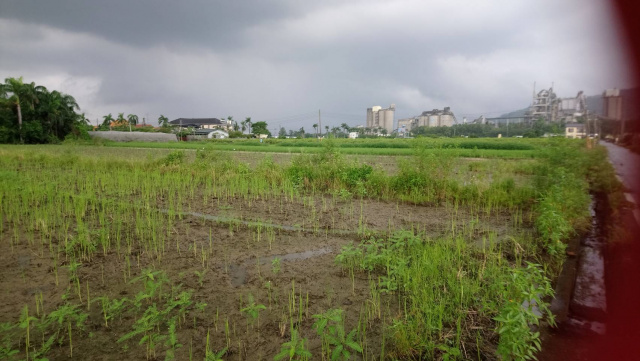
<box><xmin>318</xmin><ymin>109</ymin><xmax>322</xmax><ymax>139</ymax></box>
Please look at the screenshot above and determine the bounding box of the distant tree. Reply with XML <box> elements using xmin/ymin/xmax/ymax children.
<box><xmin>251</xmin><ymin>121</ymin><xmax>271</xmax><ymax>137</ymax></box>
<box><xmin>245</xmin><ymin>117</ymin><xmax>252</xmax><ymax>134</ymax></box>
<box><xmin>226</xmin><ymin>116</ymin><xmax>238</xmax><ymax>132</ymax></box>
<box><xmin>102</xmin><ymin>114</ymin><xmax>114</xmax><ymax>127</ymax></box>
<box><xmin>1</xmin><ymin>77</ymin><xmax>38</xmax><ymax>142</ymax></box>
<box><xmin>313</xmin><ymin>123</ymin><xmax>318</xmax><ymax>137</ymax></box>
<box><xmin>278</xmin><ymin>127</ymin><xmax>287</xmax><ymax>139</ymax></box>
<box><xmin>40</xmin><ymin>90</ymin><xmax>80</xmax><ymax>138</ymax></box>
<box><xmin>127</xmin><ymin>114</ymin><xmax>138</xmax><ymax>126</ymax></box>
<box><xmin>228</xmin><ymin>130</ymin><xmax>244</xmax><ymax>138</ymax></box>
<box><xmin>158</xmin><ymin>114</ymin><xmax>169</xmax><ymax>127</ymax></box>
<box><xmin>299</xmin><ymin>127</ymin><xmax>305</xmax><ymax>138</ymax></box>
<box><xmin>341</xmin><ymin>123</ymin><xmax>350</xmax><ymax>137</ymax></box>
<box><xmin>325</xmin><ymin>125</ymin><xmax>329</xmax><ymax>135</ymax></box>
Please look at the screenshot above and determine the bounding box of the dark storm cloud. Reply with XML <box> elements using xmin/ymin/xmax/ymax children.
<box><xmin>0</xmin><ymin>0</ymin><xmax>631</xmax><ymax>129</ymax></box>
<box><xmin>0</xmin><ymin>0</ymin><xmax>298</xmax><ymax>50</ymax></box>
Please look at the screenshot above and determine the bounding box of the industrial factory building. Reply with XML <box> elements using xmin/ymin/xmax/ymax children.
<box><xmin>525</xmin><ymin>84</ymin><xmax>588</xmax><ymax>123</ymax></box>
<box><xmin>397</xmin><ymin>107</ymin><xmax>457</xmax><ymax>132</ymax></box>
<box><xmin>366</xmin><ymin>104</ymin><xmax>396</xmax><ymax>134</ymax></box>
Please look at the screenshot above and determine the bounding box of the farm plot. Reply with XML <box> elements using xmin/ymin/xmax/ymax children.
<box><xmin>0</xmin><ymin>139</ymin><xmax>610</xmax><ymax>360</ymax></box>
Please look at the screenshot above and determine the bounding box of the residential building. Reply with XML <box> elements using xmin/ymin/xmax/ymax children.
<box><xmin>169</xmin><ymin>118</ymin><xmax>232</xmax><ymax>131</ymax></box>
<box><xmin>348</xmin><ymin>132</ymin><xmax>359</xmax><ymax>139</ymax></box>
<box><xmin>186</xmin><ymin>129</ymin><xmax>229</xmax><ymax>140</ymax></box>
<box><xmin>366</xmin><ymin>104</ymin><xmax>395</xmax><ymax>134</ymax></box>
<box><xmin>565</xmin><ymin>123</ymin><xmax>586</xmax><ymax>139</ymax></box>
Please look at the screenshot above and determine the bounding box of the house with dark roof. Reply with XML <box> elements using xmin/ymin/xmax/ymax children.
<box><xmin>565</xmin><ymin>122</ymin><xmax>586</xmax><ymax>139</ymax></box>
<box><xmin>169</xmin><ymin>118</ymin><xmax>231</xmax><ymax>131</ymax></box>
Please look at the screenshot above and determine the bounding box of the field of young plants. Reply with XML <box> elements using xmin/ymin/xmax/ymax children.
<box><xmin>0</xmin><ymin>138</ymin><xmax>617</xmax><ymax>360</ymax></box>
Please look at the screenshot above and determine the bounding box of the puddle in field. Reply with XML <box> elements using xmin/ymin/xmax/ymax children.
<box><xmin>229</xmin><ymin>247</ymin><xmax>332</xmax><ymax>286</ymax></box>
<box><xmin>17</xmin><ymin>255</ymin><xmax>30</xmax><ymax>269</ymax></box>
<box><xmin>187</xmin><ymin>211</ymin><xmax>302</xmax><ymax>231</ymax></box>
<box><xmin>258</xmin><ymin>247</ymin><xmax>332</xmax><ymax>264</ymax></box>
<box><xmin>228</xmin><ymin>264</ymin><xmax>247</xmax><ymax>287</ymax></box>
<box><xmin>163</xmin><ymin>209</ymin><xmax>356</xmax><ymax>235</ymax></box>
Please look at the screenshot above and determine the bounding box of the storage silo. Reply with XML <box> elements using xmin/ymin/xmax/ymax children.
<box><xmin>382</xmin><ymin>108</ymin><xmax>395</xmax><ymax>133</ymax></box>
<box><xmin>440</xmin><ymin>114</ymin><xmax>454</xmax><ymax>127</ymax></box>
<box><xmin>378</xmin><ymin>109</ymin><xmax>387</xmax><ymax>130</ymax></box>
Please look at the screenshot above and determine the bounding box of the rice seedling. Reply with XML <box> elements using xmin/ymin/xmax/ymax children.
<box><xmin>205</xmin><ymin>331</ymin><xmax>227</xmax><ymax>361</ymax></box>
<box><xmin>241</xmin><ymin>294</ymin><xmax>266</xmax><ymax>328</ymax></box>
<box><xmin>272</xmin><ymin>257</ymin><xmax>282</xmax><ymax>275</ymax></box>
<box><xmin>274</xmin><ymin>329</ymin><xmax>311</xmax><ymax>361</ymax></box>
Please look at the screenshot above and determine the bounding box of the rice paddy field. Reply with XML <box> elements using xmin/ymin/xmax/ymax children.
<box><xmin>0</xmin><ymin>138</ymin><xmax>618</xmax><ymax>360</ymax></box>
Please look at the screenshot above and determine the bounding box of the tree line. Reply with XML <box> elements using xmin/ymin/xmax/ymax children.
<box><xmin>0</xmin><ymin>77</ymin><xmax>87</xmax><ymax>143</ymax></box>
<box><xmin>412</xmin><ymin>120</ymin><xmax>564</xmax><ymax>138</ymax></box>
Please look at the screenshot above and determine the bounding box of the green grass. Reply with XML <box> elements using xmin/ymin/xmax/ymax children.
<box><xmin>97</xmin><ymin>139</ymin><xmax>540</xmax><ymax>158</ymax></box>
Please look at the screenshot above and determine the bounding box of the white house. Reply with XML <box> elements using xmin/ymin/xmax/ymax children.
<box><xmin>169</xmin><ymin>118</ymin><xmax>232</xmax><ymax>131</ymax></box>
<box><xmin>565</xmin><ymin>123</ymin><xmax>586</xmax><ymax>139</ymax></box>
<box><xmin>190</xmin><ymin>129</ymin><xmax>229</xmax><ymax>139</ymax></box>
<box><xmin>348</xmin><ymin>132</ymin><xmax>359</xmax><ymax>139</ymax></box>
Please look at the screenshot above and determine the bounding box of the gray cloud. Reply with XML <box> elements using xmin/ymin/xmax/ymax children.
<box><xmin>0</xmin><ymin>0</ymin><xmax>631</xmax><ymax>130</ymax></box>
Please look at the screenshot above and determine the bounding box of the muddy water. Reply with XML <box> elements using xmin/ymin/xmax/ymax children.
<box><xmin>538</xmin><ymin>196</ymin><xmax>608</xmax><ymax>360</ymax></box>
<box><xmin>229</xmin><ymin>247</ymin><xmax>333</xmax><ymax>286</ymax></box>
<box><xmin>569</xmin><ymin>198</ymin><xmax>607</xmax><ymax>327</ymax></box>
<box><xmin>165</xmin><ymin>209</ymin><xmax>357</xmax><ymax>235</ymax></box>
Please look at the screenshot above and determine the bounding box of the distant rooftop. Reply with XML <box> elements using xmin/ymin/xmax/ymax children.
<box><xmin>566</xmin><ymin>122</ymin><xmax>585</xmax><ymax>128</ymax></box>
<box><xmin>169</xmin><ymin>118</ymin><xmax>223</xmax><ymax>126</ymax></box>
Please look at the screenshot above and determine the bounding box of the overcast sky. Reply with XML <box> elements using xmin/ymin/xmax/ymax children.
<box><xmin>0</xmin><ymin>0</ymin><xmax>632</xmax><ymax>131</ymax></box>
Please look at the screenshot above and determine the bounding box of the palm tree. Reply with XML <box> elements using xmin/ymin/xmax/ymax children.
<box><xmin>341</xmin><ymin>123</ymin><xmax>350</xmax><ymax>138</ymax></box>
<box><xmin>116</xmin><ymin>113</ymin><xmax>126</xmax><ymax>124</ymax></box>
<box><xmin>1</xmin><ymin>77</ymin><xmax>38</xmax><ymax>142</ymax></box>
<box><xmin>227</xmin><ymin>116</ymin><xmax>239</xmax><ymax>132</ymax></box>
<box><xmin>102</xmin><ymin>114</ymin><xmax>114</xmax><ymax>127</ymax></box>
<box><xmin>40</xmin><ymin>90</ymin><xmax>80</xmax><ymax>138</ymax></box>
<box><xmin>325</xmin><ymin>125</ymin><xmax>329</xmax><ymax>136</ymax></box>
<box><xmin>127</xmin><ymin>114</ymin><xmax>139</xmax><ymax>126</ymax></box>
<box><xmin>299</xmin><ymin>127</ymin><xmax>305</xmax><ymax>138</ymax></box>
<box><xmin>245</xmin><ymin>117</ymin><xmax>252</xmax><ymax>134</ymax></box>
<box><xmin>331</xmin><ymin>126</ymin><xmax>340</xmax><ymax>137</ymax></box>
<box><xmin>158</xmin><ymin>115</ymin><xmax>169</xmax><ymax>127</ymax></box>
<box><xmin>313</xmin><ymin>123</ymin><xmax>318</xmax><ymax>137</ymax></box>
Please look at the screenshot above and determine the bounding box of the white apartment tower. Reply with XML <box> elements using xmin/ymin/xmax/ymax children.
<box><xmin>366</xmin><ymin>104</ymin><xmax>396</xmax><ymax>134</ymax></box>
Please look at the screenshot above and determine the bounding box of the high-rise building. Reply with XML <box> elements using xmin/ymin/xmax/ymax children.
<box><xmin>366</xmin><ymin>104</ymin><xmax>396</xmax><ymax>134</ymax></box>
